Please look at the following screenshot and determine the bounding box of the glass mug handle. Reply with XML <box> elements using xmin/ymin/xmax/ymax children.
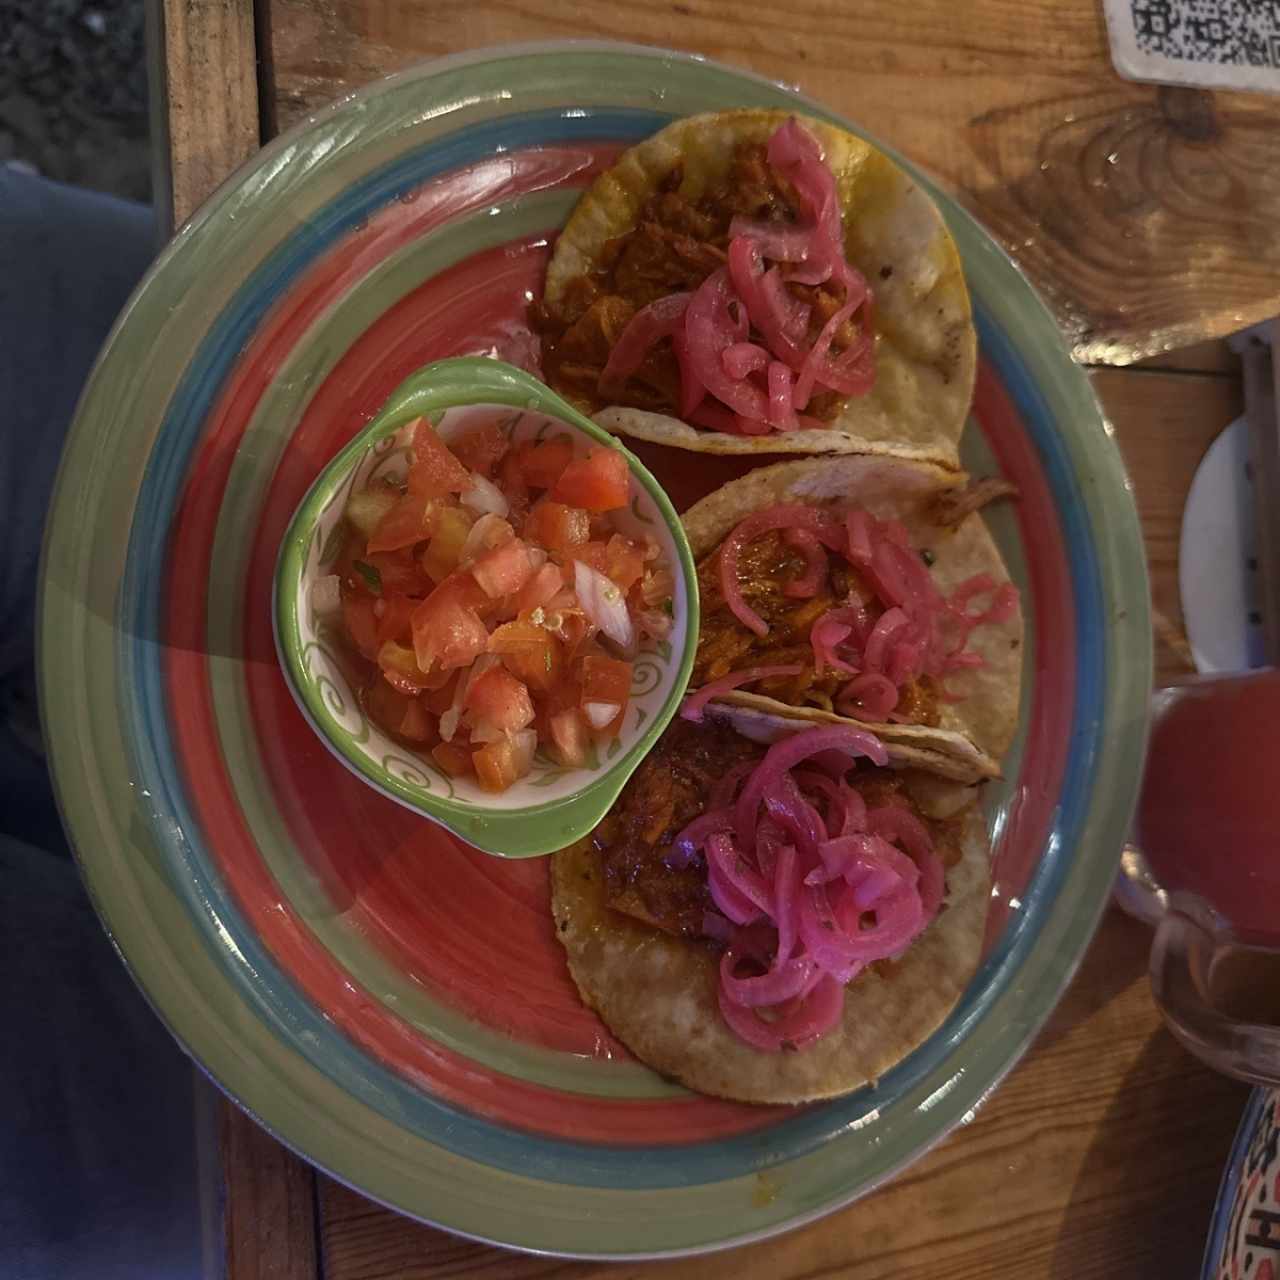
<box><xmin>1119</xmin><ymin>671</ymin><xmax>1280</xmax><ymax>1086</ymax></box>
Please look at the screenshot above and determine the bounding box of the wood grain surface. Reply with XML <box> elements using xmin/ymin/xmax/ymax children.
<box><xmin>219</xmin><ymin>1099</ymin><xmax>318</xmax><ymax>1280</ymax></box>
<box><xmin>150</xmin><ymin>0</ymin><xmax>261</xmax><ymax>228</ymax></box>
<box><xmin>259</xmin><ymin>0</ymin><xmax>1280</xmax><ymax>365</ymax></box>
<box><xmin>313</xmin><ymin>911</ymin><xmax>1247</xmax><ymax>1279</ymax></box>
<box><xmin>1094</xmin><ymin>363</ymin><xmax>1242</xmax><ymax>682</ymax></box>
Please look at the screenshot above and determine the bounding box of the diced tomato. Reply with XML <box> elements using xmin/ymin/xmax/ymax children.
<box><xmin>462</xmin><ymin>514</ymin><xmax>515</xmax><ymax>559</ymax></box>
<box><xmin>518</xmin><ymin>436</ymin><xmax>574</xmax><ymax>489</ymax></box>
<box><xmin>547</xmin><ymin>708</ymin><xmax>589</xmax><ymax>767</ymax></box>
<box><xmin>407</xmin><ymin>417</ymin><xmax>472</xmax><ymax>497</ymax></box>
<box><xmin>464</xmin><ymin>665</ymin><xmax>534</xmax><ymax>734</ymax></box>
<box><xmin>524</xmin><ymin>501</ymin><xmax>589</xmax><ymax>553</ymax></box>
<box><xmin>580</xmin><ymin>654</ymin><xmax>632</xmax><ymax>706</ymax></box>
<box><xmin>353</xmin><ymin>550</ymin><xmax>432</xmax><ymax>597</ymax></box>
<box><xmin>449</xmin><ymin>419</ymin><xmax>508</xmax><ymax>477</ymax></box>
<box><xmin>489</xmin><ymin>620</ymin><xmax>563</xmax><ymax>694</ymax></box>
<box><xmin>565</xmin><ymin>540</ymin><xmax>610</xmax><ymax>575</ymax></box>
<box><xmin>400</xmin><ymin>698</ymin><xmax>435</xmax><ymax>743</ymax></box>
<box><xmin>344</xmin><ymin>483</ymin><xmax>399</xmax><ymax>539</ymax></box>
<box><xmin>424</xmin><ymin>670</ymin><xmax>460</xmax><ymax>715</ymax></box>
<box><xmin>604</xmin><ymin>534</ymin><xmax>645</xmax><ymax>593</ymax></box>
<box><xmin>549</xmin><ymin>446</ymin><xmax>629</xmax><ymax>513</ymax></box>
<box><xmin>377</xmin><ymin>640</ymin><xmax>428</xmax><ymax>694</ymax></box>
<box><xmin>367</xmin><ymin>677</ymin><xmax>409</xmax><ymax>734</ymax></box>
<box><xmin>341</xmin><ymin>590</ymin><xmax>381</xmax><ymax>660</ymax></box>
<box><xmin>420</xmin><ymin>504</ymin><xmax>474</xmax><ymax>584</ymax></box>
<box><xmin>471</xmin><ymin>537</ymin><xmax>535</xmax><ymax>599</ymax></box>
<box><xmin>472</xmin><ymin>736</ymin><xmax>534</xmax><ymax>793</ymax></box>
<box><xmin>431</xmin><ymin>741</ymin><xmax>473</xmax><ymax>777</ymax></box>
<box><xmin>367</xmin><ymin>493</ymin><xmax>434</xmax><ymax>554</ymax></box>
<box><xmin>366</xmin><ymin>680</ymin><xmax>437</xmax><ymax>743</ymax></box>
<box><xmin>542</xmin><ymin>603</ymin><xmax>594</xmax><ymax>661</ymax></box>
<box><xmin>497</xmin><ymin>448</ymin><xmax>530</xmax><ymax>516</ymax></box>
<box><xmin>375</xmin><ymin>593</ymin><xmax>418</xmax><ymax>646</ymax></box>
<box><xmin>410</xmin><ymin>582</ymin><xmax>489</xmax><ymax>673</ymax></box>
<box><xmin>432</xmin><ymin>569</ymin><xmax>492</xmax><ymax>613</ymax></box>
<box><xmin>639</xmin><ymin>563</ymin><xmax>675</xmax><ymax>607</ymax></box>
<box><xmin>512</xmin><ymin>562</ymin><xmax>563</xmax><ymax>615</ymax></box>
<box><xmin>579</xmin><ymin>654</ymin><xmax>631</xmax><ymax>737</ymax></box>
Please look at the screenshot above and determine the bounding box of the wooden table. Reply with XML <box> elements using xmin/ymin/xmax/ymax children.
<box><xmin>150</xmin><ymin>2</ymin><xmax>1268</xmax><ymax>1275</ymax></box>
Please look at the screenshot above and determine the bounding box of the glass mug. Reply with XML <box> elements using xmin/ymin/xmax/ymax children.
<box><xmin>1117</xmin><ymin>668</ymin><xmax>1280</xmax><ymax>1085</ymax></box>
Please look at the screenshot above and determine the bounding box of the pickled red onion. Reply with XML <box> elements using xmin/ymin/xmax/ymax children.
<box><xmin>719</xmin><ymin>949</ymin><xmax>820</xmax><ymax>1008</ymax></box>
<box><xmin>722</xmin><ymin>341</ymin><xmax>769</xmax><ymax>379</ymax></box>
<box><xmin>726</xmin><ymin>236</ymin><xmax>809</xmax><ymax>368</ymax></box>
<box><xmin>667</xmin><ymin>807</ymin><xmax>733</xmax><ymax>869</ymax></box>
<box><xmin>659</xmin><ymin>120</ymin><xmax>875</xmax><ymax>437</ymax></box>
<box><xmin>862</xmin><ymin>607</ymin><xmax>910</xmax><ymax>673</ymax></box>
<box><xmin>598</xmin><ymin>293</ymin><xmax>691</xmax><ymax>399</ymax></box>
<box><xmin>685</xmin><ymin>270</ymin><xmax>771</xmax><ymax>422</ymax></box>
<box><xmin>734</xmin><ymin>724</ymin><xmax>887</xmax><ymax>851</ymax></box>
<box><xmin>719</xmin><ymin>505</ymin><xmax>846</xmax><ymax>636</ymax></box>
<box><xmin>706</xmin><ymin>832</ymin><xmax>773</xmax><ymax>920</ymax></box>
<box><xmin>717</xmin><ymin>972</ymin><xmax>844</xmax><ymax>1052</ymax></box>
<box><xmin>685</xmin><ymin>723</ymin><xmax>948</xmax><ymax>1051</ymax></box>
<box><xmin>782</xmin><ymin>528</ymin><xmax>826</xmax><ymax>599</ymax></box>
<box><xmin>767</xmin><ymin>360</ymin><xmax>799</xmax><ymax>430</ymax></box>
<box><xmin>835</xmin><ymin>672</ymin><xmax>899</xmax><ymax>720</ymax></box>
<box><xmin>671</xmin><ymin>328</ymin><xmax>705</xmax><ymax>418</ymax></box>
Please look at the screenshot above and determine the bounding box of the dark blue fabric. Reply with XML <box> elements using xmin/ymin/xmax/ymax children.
<box><xmin>0</xmin><ymin>169</ymin><xmax>208</xmax><ymax>1279</ymax></box>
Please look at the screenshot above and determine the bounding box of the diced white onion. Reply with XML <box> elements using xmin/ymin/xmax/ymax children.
<box><xmin>460</xmin><ymin>512</ymin><xmax>513</xmax><ymax>564</ymax></box>
<box><xmin>584</xmin><ymin>701</ymin><xmax>621</xmax><ymax>731</ymax></box>
<box><xmin>441</xmin><ymin>654</ymin><xmax>496</xmax><ymax>742</ymax></box>
<box><xmin>310</xmin><ymin>574</ymin><xmax>342</xmax><ymax>617</ymax></box>
<box><xmin>510</xmin><ymin>728</ymin><xmax>538</xmax><ymax>776</ymax></box>
<box><xmin>460</xmin><ymin>472</ymin><xmax>509</xmax><ymax>518</ymax></box>
<box><xmin>573</xmin><ymin>560</ymin><xmax>634</xmax><ymax>650</ymax></box>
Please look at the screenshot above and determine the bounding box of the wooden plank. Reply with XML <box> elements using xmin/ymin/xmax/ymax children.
<box><xmin>262</xmin><ymin>0</ymin><xmax>1280</xmax><ymax>363</ymax></box>
<box><xmin>1091</xmin><ymin>367</ymin><xmax>1243</xmax><ymax>683</ymax></box>
<box><xmin>1133</xmin><ymin>338</ymin><xmax>1240</xmax><ymax>378</ymax></box>
<box><xmin>220</xmin><ymin>1099</ymin><xmax>319</xmax><ymax>1280</ymax></box>
<box><xmin>149</xmin><ymin>0</ymin><xmax>261</xmax><ymax>229</ymax></box>
<box><xmin>314</xmin><ymin>909</ymin><xmax>1247</xmax><ymax>1278</ymax></box>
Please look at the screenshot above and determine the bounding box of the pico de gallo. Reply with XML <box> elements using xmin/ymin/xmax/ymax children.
<box><xmin>319</xmin><ymin>415</ymin><xmax>675</xmax><ymax>792</ymax></box>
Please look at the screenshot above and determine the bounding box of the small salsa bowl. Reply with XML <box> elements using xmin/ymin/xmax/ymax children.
<box><xmin>274</xmin><ymin>358</ymin><xmax>699</xmax><ymax>858</ymax></box>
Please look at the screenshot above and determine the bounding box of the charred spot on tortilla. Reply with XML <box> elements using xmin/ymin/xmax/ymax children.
<box><xmin>549</xmin><ymin>707</ymin><xmax>992</xmax><ymax>1105</ymax></box>
<box><xmin>538</xmin><ymin>109</ymin><xmax>975</xmax><ymax>464</ymax></box>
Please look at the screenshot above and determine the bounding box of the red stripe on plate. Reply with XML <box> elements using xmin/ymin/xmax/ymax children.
<box><xmin>163</xmin><ymin>146</ymin><xmax>785</xmax><ymax>1143</ymax></box>
<box><xmin>970</xmin><ymin>360</ymin><xmax>1075</xmax><ymax>942</ymax></box>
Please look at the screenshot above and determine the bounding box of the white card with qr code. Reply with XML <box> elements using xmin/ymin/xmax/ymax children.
<box><xmin>1104</xmin><ymin>0</ymin><xmax>1280</xmax><ymax>93</ymax></box>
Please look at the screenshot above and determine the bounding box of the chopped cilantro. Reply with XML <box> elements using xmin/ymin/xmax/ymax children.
<box><xmin>353</xmin><ymin>560</ymin><xmax>382</xmax><ymax>595</ymax></box>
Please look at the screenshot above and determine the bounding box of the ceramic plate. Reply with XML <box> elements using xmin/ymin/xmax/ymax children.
<box><xmin>1204</xmin><ymin>1089</ymin><xmax>1280</xmax><ymax>1280</ymax></box>
<box><xmin>39</xmin><ymin>42</ymin><xmax>1151</xmax><ymax>1258</ymax></box>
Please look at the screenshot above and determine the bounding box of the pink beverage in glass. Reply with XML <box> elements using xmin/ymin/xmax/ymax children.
<box><xmin>1136</xmin><ymin>669</ymin><xmax>1280</xmax><ymax>946</ymax></box>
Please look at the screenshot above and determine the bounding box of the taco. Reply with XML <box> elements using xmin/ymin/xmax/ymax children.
<box><xmin>550</xmin><ymin>709</ymin><xmax>990</xmax><ymax>1104</ymax></box>
<box><xmin>678</xmin><ymin>453</ymin><xmax>1022</xmax><ymax>777</ymax></box>
<box><xmin>534</xmin><ymin>109</ymin><xmax>974</xmax><ymax>464</ymax></box>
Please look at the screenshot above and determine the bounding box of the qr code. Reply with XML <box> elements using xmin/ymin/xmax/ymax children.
<box><xmin>1131</xmin><ymin>0</ymin><xmax>1280</xmax><ymax>66</ymax></box>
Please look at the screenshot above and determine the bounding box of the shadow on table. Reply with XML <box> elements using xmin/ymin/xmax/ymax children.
<box><xmin>1049</xmin><ymin>1023</ymin><xmax>1248</xmax><ymax>1280</ymax></box>
<box><xmin>1031</xmin><ymin>906</ymin><xmax>1154</xmax><ymax>1055</ymax></box>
